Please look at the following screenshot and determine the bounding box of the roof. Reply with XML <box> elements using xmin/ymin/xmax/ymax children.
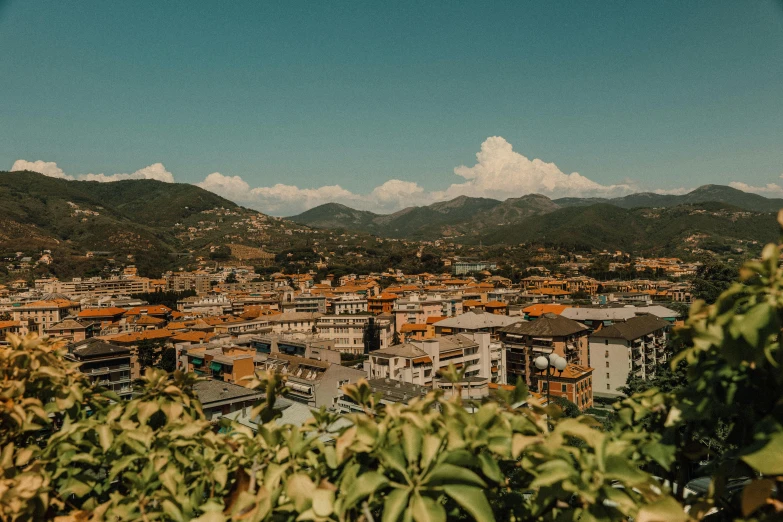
<box><xmin>70</xmin><ymin>339</ymin><xmax>130</xmax><ymax>358</ymax></box>
<box><xmin>484</xmin><ymin>301</ymin><xmax>507</xmax><ymax>308</ymax></box>
<box><xmin>171</xmin><ymin>331</ymin><xmax>215</xmax><ymax>343</ymax></box>
<box><xmin>78</xmin><ymin>307</ymin><xmax>127</xmax><ymax>318</ymax></box>
<box><xmin>632</xmin><ymin>305</ymin><xmax>680</xmax><ymax>319</ymax></box>
<box><xmin>560</xmin><ymin>307</ymin><xmax>636</xmax><ymax>322</ymax></box>
<box><xmin>433</xmin><ymin>334</ymin><xmax>479</xmax><ymax>353</ymax></box>
<box><xmin>109</xmin><ymin>329</ymin><xmax>174</xmax><ymax>343</ymax></box>
<box><xmin>522</xmin><ymin>304</ymin><xmax>570</xmax><ymax>318</ymax></box>
<box><xmin>530</xmin><ymin>288</ymin><xmax>571</xmax><ymax>296</ymax></box>
<box><xmin>47</xmin><ymin>318</ymin><xmax>89</xmax><ymax>331</ymax></box>
<box><xmin>373</xmin><ymin>343</ymin><xmax>428</xmax><ymax>358</ymax></box>
<box><xmin>589</xmin><ymin>315</ymin><xmax>670</xmax><ymax>341</ymax></box>
<box><xmin>550</xmin><ymin>364</ymin><xmax>594</xmax><ymax>380</ymax></box>
<box><xmin>123</xmin><ymin>304</ymin><xmax>172</xmax><ymax>316</ymax></box>
<box><xmin>432</xmin><ymin>311</ymin><xmax>518</xmax><ymax>330</ymax></box>
<box><xmin>266</xmin><ymin>312</ymin><xmax>323</xmax><ymax>323</ymax></box>
<box><xmin>0</xmin><ymin>320</ymin><xmax>22</xmax><ymax>329</ymax></box>
<box><xmin>367</xmin><ymin>378</ymin><xmax>430</xmax><ymax>403</ymax></box>
<box><xmin>193</xmin><ymin>380</ymin><xmax>263</xmax><ymax>405</ymax></box>
<box><xmin>501</xmin><ymin>314</ymin><xmax>588</xmax><ymax>338</ymax></box>
<box><xmin>400</xmin><ymin>323</ymin><xmax>428</xmax><ymax>332</ymax></box>
<box><xmin>134</xmin><ymin>315</ymin><xmax>166</xmax><ymax>326</ymax></box>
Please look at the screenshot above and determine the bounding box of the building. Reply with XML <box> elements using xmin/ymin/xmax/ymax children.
<box><xmin>366</xmin><ymin>332</ymin><xmax>493</xmax><ymax>387</ymax></box>
<box><xmin>560</xmin><ymin>305</ymin><xmax>681</xmax><ymax>331</ymax></box>
<box><xmin>250</xmin><ymin>334</ymin><xmax>341</xmax><ymax>364</ymax></box>
<box><xmin>66</xmin><ymin>339</ymin><xmax>137</xmax><ymax>398</ymax></box>
<box><xmin>500</xmin><ymin>313</ymin><xmax>590</xmax><ymax>388</ymax></box>
<box><xmin>536</xmin><ymin>364</ymin><xmax>594</xmax><ymax>411</ymax></box>
<box><xmin>260</xmin><ymin>353</ymin><xmax>366</xmax><ymax>409</ymax></box>
<box><xmin>432</xmin><ymin>311</ymin><xmax>518</xmax><ymax>337</ymax></box>
<box><xmin>393</xmin><ymin>294</ymin><xmax>461</xmax><ymax>333</ymax></box>
<box><xmin>453</xmin><ymin>260</ymin><xmax>496</xmax><ymax>275</ymax></box>
<box><xmin>12</xmin><ymin>298</ymin><xmax>81</xmax><ymax>336</ymax></box>
<box><xmin>368</xmin><ymin>293</ymin><xmax>398</xmax><ymax>315</ymax></box>
<box><xmin>166</xmin><ymin>272</ymin><xmax>212</xmax><ymax>295</ymax></box>
<box><xmin>588</xmin><ymin>315</ymin><xmax>670</xmax><ymax>397</ymax></box>
<box><xmin>316</xmin><ymin>314</ymin><xmax>393</xmax><ymax>355</ymax></box>
<box><xmin>184</xmin><ymin>345</ymin><xmax>257</xmax><ymax>386</ymax></box>
<box><xmin>46</xmin><ymin>318</ymin><xmax>95</xmax><ymax>342</ymax></box>
<box><xmin>337</xmin><ymin>378</ymin><xmax>431</xmax><ymax>413</ymax></box>
<box><xmin>177</xmin><ymin>295</ymin><xmax>233</xmax><ymax>316</ymax></box>
<box><xmin>77</xmin><ymin>307</ymin><xmax>128</xmax><ymax>323</ymax></box>
<box><xmin>294</xmin><ymin>294</ymin><xmax>327</xmax><ymax>314</ymax></box>
<box><xmin>267</xmin><ymin>312</ymin><xmax>322</xmax><ymax>334</ymax></box>
<box><xmin>192</xmin><ymin>379</ymin><xmax>264</xmax><ymax>423</ymax></box>
<box><xmin>332</xmin><ymin>295</ymin><xmax>368</xmax><ymax>315</ymax></box>
<box><xmin>40</xmin><ymin>276</ymin><xmax>151</xmax><ymax>298</ymax></box>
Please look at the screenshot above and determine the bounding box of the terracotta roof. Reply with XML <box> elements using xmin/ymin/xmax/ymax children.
<box><xmin>134</xmin><ymin>315</ymin><xmax>166</xmax><ymax>326</ymax></box>
<box><xmin>522</xmin><ymin>304</ymin><xmax>570</xmax><ymax>318</ymax></box>
<box><xmin>171</xmin><ymin>331</ymin><xmax>214</xmax><ymax>343</ymax></box>
<box><xmin>425</xmin><ymin>316</ymin><xmax>447</xmax><ymax>325</ymax></box>
<box><xmin>109</xmin><ymin>329</ymin><xmax>174</xmax><ymax>343</ymax></box>
<box><xmin>484</xmin><ymin>301</ymin><xmax>507</xmax><ymax>308</ymax></box>
<box><xmin>530</xmin><ymin>288</ymin><xmax>571</xmax><ymax>296</ymax></box>
<box><xmin>78</xmin><ymin>307</ymin><xmax>127</xmax><ymax>318</ymax></box>
<box><xmin>123</xmin><ymin>304</ymin><xmax>172</xmax><ymax>316</ymax></box>
<box><xmin>0</xmin><ymin>321</ymin><xmax>22</xmax><ymax>329</ymax></box>
<box><xmin>400</xmin><ymin>324</ymin><xmax>428</xmax><ymax>332</ymax></box>
<box><xmin>552</xmin><ymin>364</ymin><xmax>594</xmax><ymax>380</ymax></box>
<box><xmin>463</xmin><ymin>300</ymin><xmax>484</xmax><ymax>307</ymax></box>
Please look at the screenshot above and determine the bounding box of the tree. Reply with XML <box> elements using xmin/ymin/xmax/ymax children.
<box><xmin>362</xmin><ymin>317</ymin><xmax>381</xmax><ymax>354</ymax></box>
<box><xmin>690</xmin><ymin>258</ymin><xmax>737</xmax><ymax>303</ymax></box>
<box><xmin>224</xmin><ymin>271</ymin><xmax>238</xmax><ymax>284</ymax></box>
<box><xmin>158</xmin><ymin>347</ymin><xmax>177</xmax><ymax>372</ymax></box>
<box><xmin>392</xmin><ymin>329</ymin><xmax>401</xmax><ymax>345</ymax></box>
<box><xmin>136</xmin><ymin>339</ymin><xmax>165</xmax><ymax>372</ymax></box>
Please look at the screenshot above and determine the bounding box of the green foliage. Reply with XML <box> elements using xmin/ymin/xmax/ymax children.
<box><xmin>158</xmin><ymin>347</ymin><xmax>178</xmax><ymax>373</ymax></box>
<box><xmin>690</xmin><ymin>258</ymin><xmax>738</xmax><ymax>303</ymax></box>
<box><xmin>131</xmin><ymin>290</ymin><xmax>194</xmax><ymax>310</ymax></box>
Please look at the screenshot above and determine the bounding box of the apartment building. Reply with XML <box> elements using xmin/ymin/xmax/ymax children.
<box><xmin>259</xmin><ymin>353</ymin><xmax>366</xmax><ymax>409</ymax></box>
<box><xmin>588</xmin><ymin>315</ymin><xmax>670</xmax><ymax>397</ymax></box>
<box><xmin>267</xmin><ymin>312</ymin><xmax>322</xmax><ymax>334</ymax></box>
<box><xmin>332</xmin><ymin>294</ymin><xmax>368</xmax><ymax>315</ymax></box>
<box><xmin>536</xmin><ymin>364</ymin><xmax>594</xmax><ymax>411</ymax></box>
<box><xmin>185</xmin><ymin>344</ymin><xmax>256</xmax><ymax>387</ymax></box>
<box><xmin>193</xmin><ymin>379</ymin><xmax>264</xmax><ymax>422</ymax></box>
<box><xmin>368</xmin><ymin>293</ymin><xmax>398</xmax><ymax>315</ymax></box>
<box><xmin>66</xmin><ymin>339</ymin><xmax>137</xmax><ymax>399</ymax></box>
<box><xmin>177</xmin><ymin>294</ymin><xmax>233</xmax><ymax>316</ymax></box>
<box><xmin>250</xmin><ymin>334</ymin><xmax>341</xmax><ymax>364</ymax></box>
<box><xmin>166</xmin><ymin>272</ymin><xmax>212</xmax><ymax>295</ymax></box>
<box><xmin>316</xmin><ymin>314</ymin><xmax>393</xmax><ymax>355</ymax></box>
<box><xmin>12</xmin><ymin>298</ymin><xmax>81</xmax><ymax>336</ymax></box>
<box><xmin>500</xmin><ymin>313</ymin><xmax>590</xmax><ymax>388</ymax></box>
<box><xmin>337</xmin><ymin>379</ymin><xmax>430</xmax><ymax>413</ymax></box>
<box><xmin>393</xmin><ymin>294</ymin><xmax>462</xmax><ymax>333</ymax></box>
<box><xmin>46</xmin><ymin>318</ymin><xmax>95</xmax><ymax>342</ymax></box>
<box><xmin>366</xmin><ymin>332</ymin><xmax>493</xmax><ymax>387</ymax></box>
<box><xmin>39</xmin><ymin>276</ymin><xmax>151</xmax><ymax>298</ymax></box>
<box><xmin>294</xmin><ymin>294</ymin><xmax>327</xmax><ymax>314</ymax></box>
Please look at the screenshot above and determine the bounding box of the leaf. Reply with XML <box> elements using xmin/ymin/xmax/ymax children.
<box><xmin>312</xmin><ymin>488</ymin><xmax>335</xmax><ymax>518</ymax></box>
<box><xmin>636</xmin><ymin>497</ymin><xmax>689</xmax><ymax>522</ymax></box>
<box><xmin>286</xmin><ymin>474</ymin><xmax>316</xmax><ymax>512</ymax></box>
<box><xmin>742</xmin><ymin>478</ymin><xmax>775</xmax><ymax>517</ymax></box>
<box><xmin>741</xmin><ymin>432</ymin><xmax>783</xmax><ymax>475</ymax></box>
<box><xmin>529</xmin><ymin>459</ymin><xmax>576</xmax><ymax>488</ymax></box>
<box><xmin>344</xmin><ymin>471</ymin><xmax>389</xmax><ymax>509</ymax></box>
<box><xmin>382</xmin><ymin>488</ymin><xmax>410</xmax><ymax>522</ymax></box>
<box><xmin>441</xmin><ymin>485</ymin><xmax>495</xmax><ymax>522</ymax></box>
<box><xmin>402</xmin><ymin>424</ymin><xmax>422</xmax><ymax>466</ymax></box>
<box><xmin>95</xmin><ymin>424</ymin><xmax>113</xmax><ymax>452</ymax></box>
<box><xmin>411</xmin><ymin>494</ymin><xmax>445</xmax><ymax>522</ymax></box>
<box><xmin>425</xmin><ymin>463</ymin><xmax>486</xmax><ymax>488</ymax></box>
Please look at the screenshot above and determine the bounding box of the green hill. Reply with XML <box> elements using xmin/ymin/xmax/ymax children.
<box><xmin>0</xmin><ymin>171</ymin><xmax>288</xmax><ymax>278</ymax></box>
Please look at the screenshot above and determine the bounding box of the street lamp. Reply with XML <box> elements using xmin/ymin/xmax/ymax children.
<box><xmin>534</xmin><ymin>353</ymin><xmax>567</xmax><ymax>406</ymax></box>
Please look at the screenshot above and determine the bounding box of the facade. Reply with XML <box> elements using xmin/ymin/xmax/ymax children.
<box><xmin>260</xmin><ymin>353</ymin><xmax>366</xmax><ymax>409</ymax></box>
<box><xmin>393</xmin><ymin>295</ymin><xmax>459</xmax><ymax>333</ymax></box>
<box><xmin>337</xmin><ymin>379</ymin><xmax>430</xmax><ymax>413</ymax></box>
<box><xmin>184</xmin><ymin>345</ymin><xmax>257</xmax><ymax>387</ymax></box>
<box><xmin>453</xmin><ymin>261</ymin><xmax>496</xmax><ymax>275</ymax></box>
<box><xmin>332</xmin><ymin>295</ymin><xmax>368</xmax><ymax>315</ymax></box>
<box><xmin>366</xmin><ymin>332</ymin><xmax>493</xmax><ymax>387</ymax></box>
<box><xmin>12</xmin><ymin>299</ymin><xmax>81</xmax><ymax>336</ymax></box>
<box><xmin>66</xmin><ymin>339</ymin><xmax>137</xmax><ymax>398</ymax></box>
<box><xmin>267</xmin><ymin>312</ymin><xmax>322</xmax><ymax>334</ymax></box>
<box><xmin>250</xmin><ymin>334</ymin><xmax>341</xmax><ymax>364</ymax></box>
<box><xmin>166</xmin><ymin>272</ymin><xmax>212</xmax><ymax>295</ymax></box>
<box><xmin>588</xmin><ymin>315</ymin><xmax>670</xmax><ymax>397</ymax></box>
<box><xmin>500</xmin><ymin>313</ymin><xmax>590</xmax><ymax>388</ymax></box>
<box><xmin>177</xmin><ymin>295</ymin><xmax>233</xmax><ymax>316</ymax></box>
<box><xmin>316</xmin><ymin>314</ymin><xmax>393</xmax><ymax>355</ymax></box>
<box><xmin>294</xmin><ymin>294</ymin><xmax>327</xmax><ymax>314</ymax></box>
<box><xmin>46</xmin><ymin>318</ymin><xmax>95</xmax><ymax>342</ymax></box>
<box><xmin>368</xmin><ymin>293</ymin><xmax>398</xmax><ymax>315</ymax></box>
<box><xmin>536</xmin><ymin>364</ymin><xmax>594</xmax><ymax>411</ymax></box>
<box><xmin>40</xmin><ymin>276</ymin><xmax>151</xmax><ymax>298</ymax></box>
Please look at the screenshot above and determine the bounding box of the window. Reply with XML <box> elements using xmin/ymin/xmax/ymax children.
<box><xmin>606</xmin><ymin>361</ymin><xmax>609</xmax><ymax>368</ymax></box>
<box><xmin>605</xmin><ymin>340</ymin><xmax>608</xmax><ymax>345</ymax></box>
<box><xmin>605</xmin><ymin>350</ymin><xmax>609</xmax><ymax>357</ymax></box>
<box><xmin>561</xmin><ymin>384</ymin><xmax>567</xmax><ymax>392</ymax></box>
<box><xmin>606</xmin><ymin>373</ymin><xmax>610</xmax><ymax>379</ymax></box>
<box><xmin>607</xmin><ymin>384</ymin><xmax>610</xmax><ymax>390</ymax></box>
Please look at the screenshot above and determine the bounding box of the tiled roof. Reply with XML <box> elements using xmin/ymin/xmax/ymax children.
<box><xmin>589</xmin><ymin>315</ymin><xmax>669</xmax><ymax>341</ymax></box>
<box><xmin>501</xmin><ymin>314</ymin><xmax>588</xmax><ymax>337</ymax></box>
<box><xmin>70</xmin><ymin>339</ymin><xmax>130</xmax><ymax>357</ymax></box>
<box><xmin>432</xmin><ymin>311</ymin><xmax>518</xmax><ymax>330</ymax></box>
<box><xmin>522</xmin><ymin>304</ymin><xmax>570</xmax><ymax>317</ymax></box>
<box><xmin>78</xmin><ymin>307</ymin><xmax>127</xmax><ymax>318</ymax></box>
<box><xmin>374</xmin><ymin>343</ymin><xmax>428</xmax><ymax>358</ymax></box>
<box><xmin>109</xmin><ymin>329</ymin><xmax>174</xmax><ymax>343</ymax></box>
<box><xmin>193</xmin><ymin>380</ymin><xmax>262</xmax><ymax>405</ymax></box>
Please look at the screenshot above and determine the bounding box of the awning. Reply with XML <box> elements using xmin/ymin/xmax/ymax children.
<box><xmin>209</xmin><ymin>362</ymin><xmax>223</xmax><ymax>372</ymax></box>
<box><xmin>191</xmin><ymin>357</ymin><xmax>203</xmax><ymax>365</ymax></box>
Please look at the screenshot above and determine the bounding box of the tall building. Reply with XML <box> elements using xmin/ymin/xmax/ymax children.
<box><xmin>66</xmin><ymin>339</ymin><xmax>138</xmax><ymax>399</ymax></box>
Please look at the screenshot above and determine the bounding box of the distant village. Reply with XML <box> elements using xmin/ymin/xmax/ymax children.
<box><xmin>0</xmin><ymin>249</ymin><xmax>696</xmax><ymax>426</ymax></box>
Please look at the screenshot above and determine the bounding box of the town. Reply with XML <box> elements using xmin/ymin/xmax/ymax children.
<box><xmin>0</xmin><ymin>248</ymin><xmax>695</xmax><ymax>426</ymax></box>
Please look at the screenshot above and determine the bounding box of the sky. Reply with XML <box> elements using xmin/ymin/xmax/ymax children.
<box><xmin>1</xmin><ymin>0</ymin><xmax>783</xmax><ymax>215</ymax></box>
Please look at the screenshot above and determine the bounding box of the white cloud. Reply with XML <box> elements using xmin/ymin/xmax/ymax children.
<box><xmin>728</xmin><ymin>181</ymin><xmax>783</xmax><ymax>198</ymax></box>
<box><xmin>80</xmin><ymin>163</ymin><xmax>175</xmax><ymax>183</ymax></box>
<box><xmin>10</xmin><ymin>160</ymin><xmax>174</xmax><ymax>183</ymax></box>
<box><xmin>194</xmin><ymin>136</ymin><xmax>636</xmax><ymax>215</ymax></box>
<box><xmin>11</xmin><ymin>160</ymin><xmax>73</xmax><ymax>179</ymax></box>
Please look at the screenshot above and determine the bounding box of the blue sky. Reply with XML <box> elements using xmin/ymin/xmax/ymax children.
<box><xmin>1</xmin><ymin>0</ymin><xmax>782</xmax><ymax>214</ymax></box>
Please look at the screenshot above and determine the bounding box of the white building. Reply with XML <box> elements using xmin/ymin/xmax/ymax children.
<box><xmin>332</xmin><ymin>294</ymin><xmax>368</xmax><ymax>315</ymax></box>
<box><xmin>316</xmin><ymin>314</ymin><xmax>393</xmax><ymax>355</ymax></box>
<box><xmin>588</xmin><ymin>315</ymin><xmax>670</xmax><ymax>397</ymax></box>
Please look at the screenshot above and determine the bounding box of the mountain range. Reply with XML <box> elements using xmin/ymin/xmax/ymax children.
<box><xmin>289</xmin><ymin>184</ymin><xmax>783</xmax><ymax>243</ymax></box>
